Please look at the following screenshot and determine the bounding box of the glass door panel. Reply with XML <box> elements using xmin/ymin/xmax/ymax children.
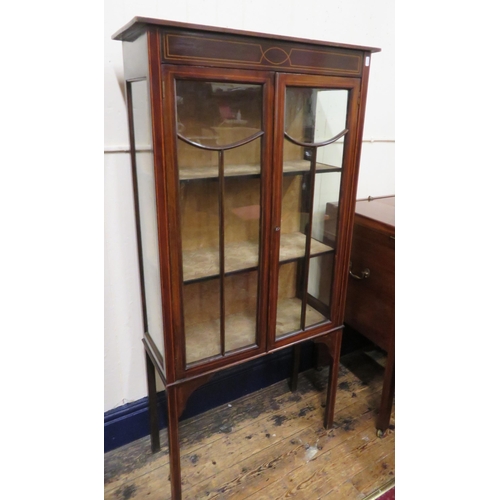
<box><xmin>275</xmin><ymin>85</ymin><xmax>349</xmax><ymax>340</ymax></box>
<box><xmin>175</xmin><ymin>79</ymin><xmax>264</xmax><ymax>365</ymax></box>
<box><xmin>182</xmin><ymin>279</ymin><xmax>221</xmax><ymax>364</ymax></box>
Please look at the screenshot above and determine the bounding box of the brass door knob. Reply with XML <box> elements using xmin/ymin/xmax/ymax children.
<box><xmin>349</xmin><ymin>261</ymin><xmax>370</xmax><ymax>280</ymax></box>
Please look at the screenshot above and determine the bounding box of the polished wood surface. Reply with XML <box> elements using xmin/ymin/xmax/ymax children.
<box><xmin>162</xmin><ymin>31</ymin><xmax>365</xmax><ymax>76</ymax></box>
<box><xmin>354</xmin><ymin>196</ymin><xmax>395</xmax><ymax>235</ymax></box>
<box><xmin>112</xmin><ymin>16</ymin><xmax>381</xmax><ymax>54</ymax></box>
<box><xmin>344</xmin><ymin>195</ymin><xmax>395</xmax><ymax>433</ymax></box>
<box><xmin>345</xmin><ymin>197</ymin><xmax>394</xmax><ymax>350</ymax></box>
<box><xmin>115</xmin><ymin>18</ymin><xmax>379</xmax><ymax>499</ymax></box>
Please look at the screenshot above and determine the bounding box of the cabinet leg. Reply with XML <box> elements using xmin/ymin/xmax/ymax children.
<box><xmin>166</xmin><ymin>385</ymin><xmax>182</xmax><ymax>500</ymax></box>
<box><xmin>290</xmin><ymin>345</ymin><xmax>300</xmax><ymax>392</ymax></box>
<box><xmin>376</xmin><ymin>345</ymin><xmax>395</xmax><ymax>433</ymax></box>
<box><xmin>323</xmin><ymin>331</ymin><xmax>342</xmax><ymax>430</ymax></box>
<box><xmin>145</xmin><ymin>352</ymin><xmax>160</xmax><ymax>453</ymax></box>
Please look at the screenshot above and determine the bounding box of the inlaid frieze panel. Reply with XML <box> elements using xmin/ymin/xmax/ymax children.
<box><xmin>162</xmin><ymin>32</ymin><xmax>363</xmax><ymax>76</ymax></box>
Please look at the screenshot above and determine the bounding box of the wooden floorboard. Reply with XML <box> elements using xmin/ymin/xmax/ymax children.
<box><xmin>104</xmin><ymin>349</ymin><xmax>395</xmax><ymax>499</ymax></box>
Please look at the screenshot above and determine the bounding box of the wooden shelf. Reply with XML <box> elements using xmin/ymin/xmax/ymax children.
<box><xmin>185</xmin><ymin>312</ymin><xmax>257</xmax><ymax>365</ymax></box>
<box><xmin>184</xmin><ymin>295</ymin><xmax>327</xmax><ymax>364</ymax></box>
<box><xmin>283</xmin><ymin>159</ymin><xmax>341</xmax><ymax>175</ymax></box>
<box><xmin>182</xmin><ymin>232</ymin><xmax>333</xmax><ymax>283</ymax></box>
<box><xmin>275</xmin><ymin>297</ymin><xmax>327</xmax><ymax>338</ymax></box>
<box><xmin>179</xmin><ymin>163</ymin><xmax>261</xmax><ymax>181</ymax></box>
<box><xmin>179</xmin><ymin>160</ymin><xmax>341</xmax><ymax>181</ymax></box>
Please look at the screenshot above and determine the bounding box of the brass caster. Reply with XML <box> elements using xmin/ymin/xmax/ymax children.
<box><xmin>376</xmin><ymin>429</ymin><xmax>386</xmax><ymax>438</ymax></box>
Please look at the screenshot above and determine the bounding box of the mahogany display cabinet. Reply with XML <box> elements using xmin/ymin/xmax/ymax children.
<box><xmin>112</xmin><ymin>17</ymin><xmax>380</xmax><ymax>499</ymax></box>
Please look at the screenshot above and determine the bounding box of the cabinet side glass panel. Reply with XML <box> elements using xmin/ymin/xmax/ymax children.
<box><xmin>276</xmin><ymin>87</ymin><xmax>347</xmax><ymax>339</ymax></box>
<box><xmin>176</xmin><ymin>80</ymin><xmax>263</xmax><ymax>365</ymax></box>
<box><xmin>305</xmin><ymin>168</ymin><xmax>342</xmax><ymax>327</ymax></box>
<box><xmin>130</xmin><ymin>79</ymin><xmax>165</xmax><ymax>358</ymax></box>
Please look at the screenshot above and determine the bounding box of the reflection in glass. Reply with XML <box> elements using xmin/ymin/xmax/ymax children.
<box><xmin>176</xmin><ymin>79</ymin><xmax>263</xmax><ymax>365</ymax></box>
<box><xmin>285</xmin><ymin>87</ymin><xmax>348</xmax><ymax>143</ymax></box>
<box><xmin>176</xmin><ymin>81</ymin><xmax>262</xmax><ymax>147</ymax></box>
<box><xmin>225</xmin><ymin>271</ymin><xmax>258</xmax><ymax>353</ymax></box>
<box><xmin>130</xmin><ymin>79</ymin><xmax>165</xmax><ymax>357</ymax></box>
<box><xmin>276</xmin><ymin>262</ymin><xmax>301</xmax><ymax>335</ymax></box>
<box><xmin>183</xmin><ymin>279</ymin><xmax>221</xmax><ymax>364</ymax></box>
<box><xmin>305</xmin><ymin>169</ymin><xmax>342</xmax><ymax>328</ymax></box>
<box><xmin>276</xmin><ymin>86</ymin><xmax>348</xmax><ymax>339</ymax></box>
<box><xmin>224</xmin><ymin>175</ymin><xmax>261</xmax><ymax>274</ymax></box>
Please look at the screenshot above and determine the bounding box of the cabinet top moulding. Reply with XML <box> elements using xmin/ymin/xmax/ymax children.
<box><xmin>112</xmin><ymin>17</ymin><xmax>380</xmax><ymax>76</ymax></box>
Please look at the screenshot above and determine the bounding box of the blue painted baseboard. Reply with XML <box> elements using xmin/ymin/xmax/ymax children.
<box><xmin>104</xmin><ymin>330</ymin><xmax>367</xmax><ymax>453</ymax></box>
<box><xmin>104</xmin><ymin>344</ymin><xmax>314</xmax><ymax>452</ymax></box>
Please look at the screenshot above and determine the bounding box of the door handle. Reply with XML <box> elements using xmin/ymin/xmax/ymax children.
<box><xmin>349</xmin><ymin>261</ymin><xmax>370</xmax><ymax>280</ymax></box>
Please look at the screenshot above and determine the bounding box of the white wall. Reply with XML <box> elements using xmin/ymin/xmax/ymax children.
<box><xmin>104</xmin><ymin>0</ymin><xmax>395</xmax><ymax>412</ymax></box>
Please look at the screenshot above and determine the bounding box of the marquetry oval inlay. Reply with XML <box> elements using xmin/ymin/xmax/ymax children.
<box><xmin>261</xmin><ymin>47</ymin><xmax>290</xmax><ymax>65</ymax></box>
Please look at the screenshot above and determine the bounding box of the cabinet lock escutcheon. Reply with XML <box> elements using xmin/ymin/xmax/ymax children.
<box><xmin>275</xmin><ymin>226</ymin><xmax>280</xmax><ymax>232</ymax></box>
<box><xmin>349</xmin><ymin>261</ymin><xmax>370</xmax><ymax>280</ymax></box>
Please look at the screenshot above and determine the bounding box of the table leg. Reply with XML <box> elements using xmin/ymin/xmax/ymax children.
<box><xmin>323</xmin><ymin>330</ymin><xmax>342</xmax><ymax>429</ymax></box>
<box><xmin>167</xmin><ymin>385</ymin><xmax>182</xmax><ymax>500</ymax></box>
<box><xmin>376</xmin><ymin>344</ymin><xmax>395</xmax><ymax>434</ymax></box>
<box><xmin>145</xmin><ymin>351</ymin><xmax>160</xmax><ymax>453</ymax></box>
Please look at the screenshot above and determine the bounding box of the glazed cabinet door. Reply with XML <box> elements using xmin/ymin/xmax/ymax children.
<box><xmin>163</xmin><ymin>66</ymin><xmax>274</xmax><ymax>377</ymax></box>
<box><xmin>269</xmin><ymin>73</ymin><xmax>361</xmax><ymax>347</ymax></box>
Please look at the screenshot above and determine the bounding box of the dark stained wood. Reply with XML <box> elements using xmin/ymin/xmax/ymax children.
<box><xmin>114</xmin><ymin>19</ymin><xmax>380</xmax><ymax>499</ymax></box>
<box><xmin>377</xmin><ymin>337</ymin><xmax>395</xmax><ymax>433</ymax></box>
<box><xmin>344</xmin><ymin>198</ymin><xmax>395</xmax><ymax>352</ymax></box>
<box><xmin>329</xmin><ymin>58</ymin><xmax>367</xmax><ymax>328</ymax></box>
<box><xmin>142</xmin><ymin>339</ymin><xmax>167</xmax><ymax>387</ymax></box>
<box><xmin>218</xmin><ymin>150</ymin><xmax>226</xmax><ymax>356</ymax></box>
<box><xmin>344</xmin><ymin>196</ymin><xmax>395</xmax><ymax>433</ymax></box>
<box><xmin>355</xmin><ymin>196</ymin><xmax>395</xmax><ymax>231</ymax></box>
<box><xmin>112</xmin><ymin>16</ymin><xmax>381</xmax><ymax>54</ymax></box>
<box><xmin>269</xmin><ymin>72</ymin><xmax>361</xmax><ymax>351</ymax></box>
<box><xmin>162</xmin><ymin>30</ymin><xmax>366</xmax><ymax>76</ymax></box>
<box><xmin>161</xmin><ymin>64</ymin><xmax>188</xmax><ymax>384</ymax></box>
<box><xmin>145</xmin><ymin>351</ymin><xmax>160</xmax><ymax>453</ymax></box>
<box><xmin>148</xmin><ymin>28</ymin><xmax>174</xmax><ymax>384</ymax></box>
<box><xmin>161</xmin><ymin>65</ymin><xmax>274</xmax><ymax>382</ymax></box>
<box><xmin>312</xmin><ymin>330</ymin><xmax>343</xmax><ymax>428</ymax></box>
<box><xmin>257</xmin><ymin>70</ymin><xmax>274</xmax><ymax>356</ymax></box>
<box><xmin>166</xmin><ymin>385</ymin><xmax>182</xmax><ymax>500</ymax></box>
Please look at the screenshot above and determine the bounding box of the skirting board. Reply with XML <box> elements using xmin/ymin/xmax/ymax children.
<box><xmin>104</xmin><ymin>331</ymin><xmax>368</xmax><ymax>452</ymax></box>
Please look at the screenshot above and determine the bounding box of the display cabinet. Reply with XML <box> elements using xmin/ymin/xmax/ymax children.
<box><xmin>112</xmin><ymin>17</ymin><xmax>380</xmax><ymax>499</ymax></box>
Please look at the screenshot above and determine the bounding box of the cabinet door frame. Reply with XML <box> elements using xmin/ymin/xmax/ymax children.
<box><xmin>161</xmin><ymin>64</ymin><xmax>275</xmax><ymax>380</ymax></box>
<box><xmin>268</xmin><ymin>73</ymin><xmax>362</xmax><ymax>351</ymax></box>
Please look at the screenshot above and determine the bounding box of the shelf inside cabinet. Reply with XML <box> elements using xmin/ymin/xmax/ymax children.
<box><xmin>282</xmin><ymin>159</ymin><xmax>341</xmax><ymax>175</ymax></box>
<box><xmin>185</xmin><ymin>311</ymin><xmax>257</xmax><ymax>365</ymax></box>
<box><xmin>182</xmin><ymin>232</ymin><xmax>334</xmax><ymax>283</ymax></box>
<box><xmin>184</xmin><ymin>295</ymin><xmax>327</xmax><ymax>364</ymax></box>
<box><xmin>275</xmin><ymin>297</ymin><xmax>328</xmax><ymax>337</ymax></box>
<box><xmin>179</xmin><ymin>162</ymin><xmax>261</xmax><ymax>181</ymax></box>
<box><xmin>278</xmin><ymin>232</ymin><xmax>332</xmax><ymax>263</ymax></box>
<box><xmin>178</xmin><ymin>159</ymin><xmax>340</xmax><ymax>181</ymax></box>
